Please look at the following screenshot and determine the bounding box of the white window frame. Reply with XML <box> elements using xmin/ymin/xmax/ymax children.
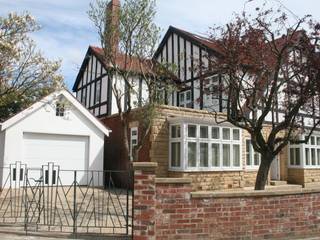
<box><xmin>288</xmin><ymin>133</ymin><xmax>320</xmax><ymax>169</ymax></box>
<box><xmin>169</xmin><ymin>124</ymin><xmax>183</xmax><ymax>170</ymax></box>
<box><xmin>245</xmin><ymin>139</ymin><xmax>261</xmax><ymax>170</ymax></box>
<box><xmin>55</xmin><ymin>102</ymin><xmax>65</xmax><ymax>117</ymax></box>
<box><xmin>169</xmin><ymin>123</ymin><xmax>242</xmax><ymax>172</ymax></box>
<box><xmin>130</xmin><ymin>127</ymin><xmax>138</xmax><ymax>161</ymax></box>
<box><xmin>178</xmin><ymin>90</ymin><xmax>192</xmax><ymax>108</ymax></box>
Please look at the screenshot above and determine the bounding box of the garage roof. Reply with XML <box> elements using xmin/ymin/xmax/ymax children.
<box><xmin>0</xmin><ymin>89</ymin><xmax>111</xmax><ymax>136</ymax></box>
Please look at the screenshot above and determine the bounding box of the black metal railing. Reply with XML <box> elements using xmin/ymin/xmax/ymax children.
<box><xmin>0</xmin><ymin>162</ymin><xmax>132</xmax><ymax>238</ymax></box>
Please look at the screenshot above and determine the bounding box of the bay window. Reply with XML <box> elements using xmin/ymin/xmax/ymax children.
<box><xmin>289</xmin><ymin>133</ymin><xmax>320</xmax><ymax>168</ymax></box>
<box><xmin>169</xmin><ymin>123</ymin><xmax>241</xmax><ymax>171</ymax></box>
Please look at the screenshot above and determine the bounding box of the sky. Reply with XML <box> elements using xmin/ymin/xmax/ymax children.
<box><xmin>1</xmin><ymin>0</ymin><xmax>320</xmax><ymax>90</ymax></box>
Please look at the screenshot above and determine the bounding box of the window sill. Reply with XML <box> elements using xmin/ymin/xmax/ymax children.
<box><xmin>245</xmin><ymin>167</ymin><xmax>260</xmax><ymax>171</ymax></box>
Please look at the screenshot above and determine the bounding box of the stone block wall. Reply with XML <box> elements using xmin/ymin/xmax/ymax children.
<box><xmin>133</xmin><ymin>162</ymin><xmax>320</xmax><ymax>240</ymax></box>
<box><xmin>103</xmin><ymin>105</ymin><xmax>300</xmax><ymax>190</ymax></box>
<box><xmin>168</xmin><ymin>170</ymin><xmax>258</xmax><ymax>191</ymax></box>
<box><xmin>288</xmin><ymin>168</ymin><xmax>320</xmax><ymax>186</ymax></box>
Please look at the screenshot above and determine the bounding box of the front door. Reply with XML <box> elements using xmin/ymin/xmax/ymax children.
<box><xmin>270</xmin><ymin>157</ymin><xmax>280</xmax><ymax>180</ymax></box>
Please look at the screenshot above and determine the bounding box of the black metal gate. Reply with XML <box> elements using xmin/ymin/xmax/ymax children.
<box><xmin>0</xmin><ymin>162</ymin><xmax>132</xmax><ymax>239</ymax></box>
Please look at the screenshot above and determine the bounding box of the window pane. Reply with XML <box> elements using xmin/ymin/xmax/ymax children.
<box><xmin>171</xmin><ymin>142</ymin><xmax>181</xmax><ymax>167</ymax></box>
<box><xmin>186</xmin><ymin>91</ymin><xmax>191</xmax><ymax>101</ymax></box>
<box><xmin>223</xmin><ymin>144</ymin><xmax>230</xmax><ymax>166</ymax></box>
<box><xmin>246</xmin><ymin>140</ymin><xmax>251</xmax><ymax>166</ymax></box>
<box><xmin>311</xmin><ymin>148</ymin><xmax>316</xmax><ymax>165</ymax></box>
<box><xmin>188</xmin><ymin>125</ymin><xmax>197</xmax><ymax>138</ymax></box>
<box><xmin>200</xmin><ymin>126</ymin><xmax>208</xmax><ymax>138</ymax></box>
<box><xmin>317</xmin><ymin>149</ymin><xmax>320</xmax><ymax>165</ymax></box>
<box><xmin>171</xmin><ymin>125</ymin><xmax>181</xmax><ymax>138</ymax></box>
<box><xmin>311</xmin><ymin>136</ymin><xmax>315</xmax><ymax>145</ymax></box>
<box><xmin>233</xmin><ymin>129</ymin><xmax>240</xmax><ymax>140</ymax></box>
<box><xmin>233</xmin><ymin>144</ymin><xmax>240</xmax><ymax>167</ymax></box>
<box><xmin>317</xmin><ymin>137</ymin><xmax>320</xmax><ymax>145</ymax></box>
<box><xmin>188</xmin><ymin>142</ymin><xmax>197</xmax><ymax>167</ymax></box>
<box><xmin>131</xmin><ymin>130</ymin><xmax>137</xmax><ymax>136</ymax></box>
<box><xmin>305</xmin><ymin>148</ymin><xmax>310</xmax><ymax>165</ymax></box>
<box><xmin>179</xmin><ymin>93</ymin><xmax>184</xmax><ymax>102</ymax></box>
<box><xmin>290</xmin><ymin>148</ymin><xmax>295</xmax><ymax>165</ymax></box>
<box><xmin>295</xmin><ymin>148</ymin><xmax>300</xmax><ymax>165</ymax></box>
<box><xmin>212</xmin><ymin>127</ymin><xmax>219</xmax><ymax>139</ymax></box>
<box><xmin>222</xmin><ymin>128</ymin><xmax>230</xmax><ymax>140</ymax></box>
<box><xmin>254</xmin><ymin>152</ymin><xmax>260</xmax><ymax>166</ymax></box>
<box><xmin>200</xmin><ymin>143</ymin><xmax>208</xmax><ymax>167</ymax></box>
<box><xmin>212</xmin><ymin>144</ymin><xmax>220</xmax><ymax>167</ymax></box>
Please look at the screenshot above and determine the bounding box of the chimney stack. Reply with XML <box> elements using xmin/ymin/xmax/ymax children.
<box><xmin>105</xmin><ymin>0</ymin><xmax>120</xmax><ymax>56</ymax></box>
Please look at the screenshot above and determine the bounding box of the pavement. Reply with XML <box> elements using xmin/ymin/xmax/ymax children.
<box><xmin>0</xmin><ymin>232</ymin><xmax>130</xmax><ymax>239</ymax></box>
<box><xmin>0</xmin><ymin>232</ymin><xmax>318</xmax><ymax>240</ymax></box>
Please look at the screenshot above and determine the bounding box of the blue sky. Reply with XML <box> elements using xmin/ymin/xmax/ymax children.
<box><xmin>1</xmin><ymin>0</ymin><xmax>319</xmax><ymax>90</ymax></box>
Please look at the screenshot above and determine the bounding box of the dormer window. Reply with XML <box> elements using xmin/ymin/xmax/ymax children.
<box><xmin>56</xmin><ymin>103</ymin><xmax>65</xmax><ymax>117</ymax></box>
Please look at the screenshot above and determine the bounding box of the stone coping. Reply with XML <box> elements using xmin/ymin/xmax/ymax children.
<box><xmin>132</xmin><ymin>162</ymin><xmax>158</xmax><ymax>170</ymax></box>
<box><xmin>155</xmin><ymin>178</ymin><xmax>192</xmax><ymax>184</ymax></box>
<box><xmin>191</xmin><ymin>187</ymin><xmax>320</xmax><ymax>198</ymax></box>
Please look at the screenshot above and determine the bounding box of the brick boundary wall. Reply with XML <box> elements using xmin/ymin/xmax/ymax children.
<box><xmin>133</xmin><ymin>162</ymin><xmax>320</xmax><ymax>240</ymax></box>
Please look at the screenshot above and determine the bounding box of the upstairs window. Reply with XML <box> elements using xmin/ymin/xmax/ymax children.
<box><xmin>95</xmin><ymin>81</ymin><xmax>101</xmax><ymax>104</ymax></box>
<box><xmin>56</xmin><ymin>103</ymin><xmax>65</xmax><ymax>117</ymax></box>
<box><xmin>179</xmin><ymin>90</ymin><xmax>192</xmax><ymax>108</ymax></box>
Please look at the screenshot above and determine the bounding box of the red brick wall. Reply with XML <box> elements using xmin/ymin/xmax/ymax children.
<box><xmin>133</xmin><ymin>163</ymin><xmax>320</xmax><ymax>240</ymax></box>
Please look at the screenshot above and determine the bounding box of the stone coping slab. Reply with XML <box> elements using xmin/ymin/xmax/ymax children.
<box><xmin>132</xmin><ymin>162</ymin><xmax>158</xmax><ymax>170</ymax></box>
<box><xmin>191</xmin><ymin>187</ymin><xmax>320</xmax><ymax>198</ymax></box>
<box><xmin>155</xmin><ymin>178</ymin><xmax>192</xmax><ymax>184</ymax></box>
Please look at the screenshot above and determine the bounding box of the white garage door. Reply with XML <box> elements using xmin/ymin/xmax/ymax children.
<box><xmin>23</xmin><ymin>133</ymin><xmax>89</xmax><ymax>169</ymax></box>
<box><xmin>23</xmin><ymin>133</ymin><xmax>89</xmax><ymax>185</ymax></box>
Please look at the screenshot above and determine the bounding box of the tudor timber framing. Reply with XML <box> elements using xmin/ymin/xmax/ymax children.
<box><xmin>73</xmin><ymin>47</ymin><xmax>111</xmax><ymax>118</ymax></box>
<box><xmin>154</xmin><ymin>26</ymin><xmax>226</xmax><ymax>111</ymax></box>
<box><xmin>74</xmin><ymin>46</ymin><xmax>150</xmax><ymax>118</ymax></box>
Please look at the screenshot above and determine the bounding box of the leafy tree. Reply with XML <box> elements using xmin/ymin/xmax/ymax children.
<box><xmin>0</xmin><ymin>12</ymin><xmax>63</xmax><ymax>121</ymax></box>
<box><xmin>204</xmin><ymin>5</ymin><xmax>320</xmax><ymax>190</ymax></box>
<box><xmin>88</xmin><ymin>0</ymin><xmax>175</xmax><ymax>163</ymax></box>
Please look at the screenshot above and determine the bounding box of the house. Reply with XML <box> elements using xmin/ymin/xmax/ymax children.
<box><xmin>0</xmin><ymin>89</ymin><xmax>110</xmax><ymax>187</ymax></box>
<box><xmin>73</xmin><ymin>0</ymin><xmax>320</xmax><ymax>190</ymax></box>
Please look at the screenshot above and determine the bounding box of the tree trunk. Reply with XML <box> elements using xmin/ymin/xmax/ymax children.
<box><xmin>254</xmin><ymin>153</ymin><xmax>273</xmax><ymax>190</ymax></box>
<box><xmin>120</xmin><ymin>113</ymin><xmax>130</xmax><ymax>164</ymax></box>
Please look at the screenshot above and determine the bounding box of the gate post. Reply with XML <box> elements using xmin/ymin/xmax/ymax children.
<box><xmin>73</xmin><ymin>171</ymin><xmax>77</xmax><ymax>236</ymax></box>
<box><xmin>132</xmin><ymin>162</ymin><xmax>157</xmax><ymax>240</ymax></box>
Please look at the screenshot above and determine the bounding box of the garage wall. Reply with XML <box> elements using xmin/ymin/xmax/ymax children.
<box><xmin>2</xmin><ymin>98</ymin><xmax>105</xmax><ymax>172</ymax></box>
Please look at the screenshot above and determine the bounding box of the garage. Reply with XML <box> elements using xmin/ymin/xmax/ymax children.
<box><xmin>0</xmin><ymin>89</ymin><xmax>110</xmax><ymax>187</ymax></box>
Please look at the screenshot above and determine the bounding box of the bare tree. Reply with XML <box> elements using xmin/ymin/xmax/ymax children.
<box><xmin>0</xmin><ymin>12</ymin><xmax>63</xmax><ymax>121</ymax></box>
<box><xmin>204</xmin><ymin>6</ymin><xmax>320</xmax><ymax>190</ymax></box>
<box><xmin>88</xmin><ymin>0</ymin><xmax>175</xmax><ymax>163</ymax></box>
